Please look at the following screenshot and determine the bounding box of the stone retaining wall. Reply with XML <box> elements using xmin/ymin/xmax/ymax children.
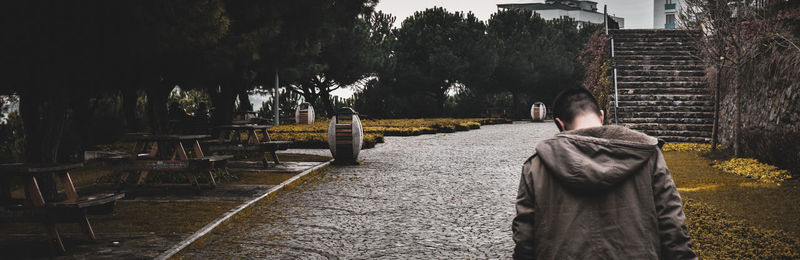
<box><xmin>714</xmin><ymin>51</ymin><xmax>800</xmax><ymax>174</ymax></box>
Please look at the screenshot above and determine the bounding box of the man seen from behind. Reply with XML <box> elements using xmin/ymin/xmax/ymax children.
<box><xmin>512</xmin><ymin>88</ymin><xmax>696</xmax><ymax>259</ymax></box>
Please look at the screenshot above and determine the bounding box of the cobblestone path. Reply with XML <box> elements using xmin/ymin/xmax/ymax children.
<box><xmin>182</xmin><ymin>122</ymin><xmax>558</xmax><ymax>259</ymax></box>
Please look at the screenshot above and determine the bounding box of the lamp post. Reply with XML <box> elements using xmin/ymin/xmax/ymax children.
<box><xmin>274</xmin><ymin>68</ymin><xmax>280</xmax><ymax>126</ymax></box>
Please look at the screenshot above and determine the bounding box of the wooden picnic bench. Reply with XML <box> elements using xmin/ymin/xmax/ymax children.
<box><xmin>109</xmin><ymin>134</ymin><xmax>232</xmax><ymax>191</ymax></box>
<box><xmin>0</xmin><ymin>163</ymin><xmax>124</xmax><ymax>253</ymax></box>
<box><xmin>231</xmin><ymin>111</ymin><xmax>268</xmax><ymax>125</ymax></box>
<box><xmin>205</xmin><ymin>125</ymin><xmax>291</xmax><ymax>167</ymax></box>
<box><xmin>168</xmin><ymin>116</ymin><xmax>213</xmax><ymax>135</ymax></box>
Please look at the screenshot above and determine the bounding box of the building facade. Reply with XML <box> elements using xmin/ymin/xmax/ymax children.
<box><xmin>497</xmin><ymin>0</ymin><xmax>625</xmax><ymax>28</ymax></box>
<box><xmin>654</xmin><ymin>0</ymin><xmax>685</xmax><ymax>29</ymax></box>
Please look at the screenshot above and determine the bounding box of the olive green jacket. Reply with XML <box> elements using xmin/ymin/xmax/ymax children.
<box><xmin>512</xmin><ymin>125</ymin><xmax>696</xmax><ymax>260</ymax></box>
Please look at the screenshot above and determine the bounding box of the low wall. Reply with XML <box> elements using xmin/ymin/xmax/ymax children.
<box><xmin>714</xmin><ymin>48</ymin><xmax>800</xmax><ymax>174</ymax></box>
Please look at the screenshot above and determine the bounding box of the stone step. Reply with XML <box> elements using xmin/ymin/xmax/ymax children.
<box><xmin>617</xmin><ymin>111</ymin><xmax>713</xmax><ymax>118</ymax></box>
<box><xmin>613</xmin><ymin>37</ymin><xmax>698</xmax><ymax>43</ymax></box>
<box><xmin>616</xmin><ymin>50</ymin><xmax>697</xmax><ymax>57</ymax></box>
<box><xmin>615</xmin><ymin>105</ymin><xmax>713</xmax><ymax>112</ymax></box>
<box><xmin>635</xmin><ymin>129</ymin><xmax>712</xmax><ymax>138</ymax></box>
<box><xmin>617</xmin><ymin>87</ymin><xmax>710</xmax><ymax>95</ymax></box>
<box><xmin>613</xmin><ymin>100</ymin><xmax>714</xmax><ymax>107</ymax></box>
<box><xmin>616</xmin><ymin>59</ymin><xmax>701</xmax><ymax>65</ymax></box>
<box><xmin>617</xmin><ymin>70</ymin><xmax>705</xmax><ymax>77</ymax></box>
<box><xmin>616</xmin><ymin>117</ymin><xmax>713</xmax><ymax>124</ymax></box>
<box><xmin>616</xmin><ymin>55</ymin><xmax>698</xmax><ymax>61</ymax></box>
<box><xmin>655</xmin><ymin>136</ymin><xmax>711</xmax><ymax>143</ymax></box>
<box><xmin>615</xmin><ymin>94</ymin><xmax>711</xmax><ymax>102</ymax></box>
<box><xmin>617</xmin><ymin>75</ymin><xmax>706</xmax><ymax>82</ymax></box>
<box><xmin>616</xmin><ymin>64</ymin><xmax>705</xmax><ymax>71</ymax></box>
<box><xmin>615</xmin><ymin>46</ymin><xmax>696</xmax><ymax>52</ymax></box>
<box><xmin>617</xmin><ymin>81</ymin><xmax>706</xmax><ymax>88</ymax></box>
<box><xmin>615</xmin><ymin>41</ymin><xmax>694</xmax><ymax>47</ymax></box>
<box><xmin>610</xmin><ymin>29</ymin><xmax>702</xmax><ymax>37</ymax></box>
<box><xmin>623</xmin><ymin>123</ymin><xmax>712</xmax><ymax>131</ymax></box>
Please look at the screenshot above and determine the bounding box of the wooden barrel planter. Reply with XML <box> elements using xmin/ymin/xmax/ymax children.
<box><xmin>294</xmin><ymin>102</ymin><xmax>315</xmax><ymax>124</ymax></box>
<box><xmin>530</xmin><ymin>102</ymin><xmax>547</xmax><ymax>122</ymax></box>
<box><xmin>327</xmin><ymin>107</ymin><xmax>363</xmax><ymax>164</ymax></box>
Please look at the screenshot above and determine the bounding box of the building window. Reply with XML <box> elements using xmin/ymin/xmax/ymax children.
<box><xmin>665</xmin><ymin>14</ymin><xmax>676</xmax><ymax>28</ymax></box>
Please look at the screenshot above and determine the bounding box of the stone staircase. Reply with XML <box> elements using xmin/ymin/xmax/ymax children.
<box><xmin>609</xmin><ymin>29</ymin><xmax>712</xmax><ymax>143</ymax></box>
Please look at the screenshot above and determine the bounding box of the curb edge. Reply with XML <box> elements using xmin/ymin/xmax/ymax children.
<box><xmin>156</xmin><ymin>159</ymin><xmax>333</xmax><ymax>260</ymax></box>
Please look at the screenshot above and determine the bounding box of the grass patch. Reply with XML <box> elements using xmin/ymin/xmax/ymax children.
<box><xmin>274</xmin><ymin>153</ymin><xmax>332</xmax><ymax>162</ymax></box>
<box><xmin>712</xmin><ymin>158</ymin><xmax>791</xmax><ymax>184</ymax></box>
<box><xmin>0</xmin><ymin>201</ymin><xmax>238</xmax><ymax>235</ymax></box>
<box><xmin>268</xmin><ymin>118</ymin><xmax>510</xmax><ymax>148</ymax></box>
<box><xmin>665</xmin><ymin>151</ymin><xmax>800</xmax><ymax>244</ymax></box>
<box><xmin>684</xmin><ymin>198</ymin><xmax>800</xmax><ymax>259</ymax></box>
<box><xmin>662</xmin><ymin>143</ymin><xmax>711</xmax><ymax>152</ymax></box>
<box><xmin>230</xmin><ymin>172</ymin><xmax>296</xmax><ymax>185</ymax></box>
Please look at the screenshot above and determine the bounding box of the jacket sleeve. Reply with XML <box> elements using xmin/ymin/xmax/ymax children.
<box><xmin>652</xmin><ymin>151</ymin><xmax>697</xmax><ymax>260</ymax></box>
<box><xmin>513</xmin><ymin>159</ymin><xmax>537</xmax><ymax>259</ymax></box>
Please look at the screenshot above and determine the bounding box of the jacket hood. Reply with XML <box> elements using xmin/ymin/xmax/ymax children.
<box><xmin>535</xmin><ymin>125</ymin><xmax>659</xmax><ymax>193</ymax></box>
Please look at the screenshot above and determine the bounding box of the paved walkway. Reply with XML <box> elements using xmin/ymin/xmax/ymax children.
<box><xmin>182</xmin><ymin>122</ymin><xmax>558</xmax><ymax>258</ymax></box>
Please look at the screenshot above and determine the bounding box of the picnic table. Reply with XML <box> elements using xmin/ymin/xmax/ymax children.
<box><xmin>111</xmin><ymin>134</ymin><xmax>232</xmax><ymax>191</ymax></box>
<box><xmin>205</xmin><ymin>125</ymin><xmax>291</xmax><ymax>167</ymax></box>
<box><xmin>232</xmin><ymin>111</ymin><xmax>265</xmax><ymax>125</ymax></box>
<box><xmin>233</xmin><ymin>111</ymin><xmax>259</xmax><ymax>119</ymax></box>
<box><xmin>0</xmin><ymin>163</ymin><xmax>124</xmax><ymax>253</ymax></box>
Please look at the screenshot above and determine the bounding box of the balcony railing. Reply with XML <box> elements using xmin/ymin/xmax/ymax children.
<box><xmin>665</xmin><ymin>23</ymin><xmax>676</xmax><ymax>29</ymax></box>
<box><xmin>665</xmin><ymin>3</ymin><xmax>676</xmax><ymax>10</ymax></box>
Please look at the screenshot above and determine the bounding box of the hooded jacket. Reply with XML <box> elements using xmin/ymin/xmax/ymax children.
<box><xmin>512</xmin><ymin>125</ymin><xmax>696</xmax><ymax>260</ymax></box>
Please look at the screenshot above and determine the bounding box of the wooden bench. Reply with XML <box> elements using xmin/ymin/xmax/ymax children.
<box><xmin>168</xmin><ymin>116</ymin><xmax>212</xmax><ymax>135</ymax></box>
<box><xmin>112</xmin><ymin>134</ymin><xmax>231</xmax><ymax>191</ymax></box>
<box><xmin>112</xmin><ymin>156</ymin><xmax>232</xmax><ymax>190</ymax></box>
<box><xmin>211</xmin><ymin>125</ymin><xmax>291</xmax><ymax>167</ymax></box>
<box><xmin>205</xmin><ymin>140</ymin><xmax>291</xmax><ymax>166</ymax></box>
<box><xmin>0</xmin><ymin>163</ymin><xmax>124</xmax><ymax>253</ymax></box>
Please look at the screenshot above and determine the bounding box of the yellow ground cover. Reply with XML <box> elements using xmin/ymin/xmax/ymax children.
<box><xmin>665</xmin><ymin>151</ymin><xmax>800</xmax><ymax>258</ymax></box>
<box><xmin>712</xmin><ymin>158</ymin><xmax>791</xmax><ymax>184</ymax></box>
<box><xmin>662</xmin><ymin>143</ymin><xmax>711</xmax><ymax>152</ymax></box>
<box><xmin>269</xmin><ymin>118</ymin><xmax>510</xmax><ymax>148</ymax></box>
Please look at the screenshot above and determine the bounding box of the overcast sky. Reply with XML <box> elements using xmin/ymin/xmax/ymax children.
<box><xmin>375</xmin><ymin>0</ymin><xmax>654</xmax><ymax>29</ymax></box>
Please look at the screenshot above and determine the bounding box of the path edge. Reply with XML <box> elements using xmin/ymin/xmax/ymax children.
<box><xmin>155</xmin><ymin>160</ymin><xmax>333</xmax><ymax>260</ymax></box>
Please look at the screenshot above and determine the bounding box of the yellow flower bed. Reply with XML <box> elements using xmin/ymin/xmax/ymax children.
<box><xmin>266</xmin><ymin>118</ymin><xmax>509</xmax><ymax>149</ymax></box>
<box><xmin>683</xmin><ymin>199</ymin><xmax>800</xmax><ymax>259</ymax></box>
<box><xmin>662</xmin><ymin>143</ymin><xmax>711</xmax><ymax>152</ymax></box>
<box><xmin>712</xmin><ymin>158</ymin><xmax>791</xmax><ymax>184</ymax></box>
<box><xmin>270</xmin><ymin>118</ymin><xmax>509</xmax><ymax>135</ymax></box>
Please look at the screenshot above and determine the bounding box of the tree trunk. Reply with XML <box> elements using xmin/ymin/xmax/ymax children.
<box><xmin>711</xmin><ymin>65</ymin><xmax>721</xmax><ymax>151</ymax></box>
<box><xmin>320</xmin><ymin>91</ymin><xmax>335</xmax><ymax>117</ymax></box>
<box><xmin>733</xmin><ymin>71</ymin><xmax>742</xmax><ymax>158</ymax></box>
<box><xmin>19</xmin><ymin>91</ymin><xmax>68</xmax><ymax>202</ymax></box>
<box><xmin>435</xmin><ymin>90</ymin><xmax>448</xmax><ymax>117</ymax></box>
<box><xmin>237</xmin><ymin>92</ymin><xmax>253</xmax><ymax>112</ymax></box>
<box><xmin>70</xmin><ymin>95</ymin><xmax>92</xmax><ymax>161</ymax></box>
<box><xmin>210</xmin><ymin>85</ymin><xmax>236</xmax><ymax>126</ymax></box>
<box><xmin>297</xmin><ymin>86</ymin><xmax>319</xmax><ymax>108</ymax></box>
<box><xmin>511</xmin><ymin>92</ymin><xmax>521</xmax><ymax>120</ymax></box>
<box><xmin>145</xmin><ymin>84</ymin><xmax>171</xmax><ymax>134</ymax></box>
<box><xmin>122</xmin><ymin>88</ymin><xmax>139</xmax><ymax>132</ymax></box>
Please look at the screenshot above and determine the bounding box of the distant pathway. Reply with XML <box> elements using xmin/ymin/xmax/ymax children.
<box><xmin>182</xmin><ymin>122</ymin><xmax>558</xmax><ymax>258</ymax></box>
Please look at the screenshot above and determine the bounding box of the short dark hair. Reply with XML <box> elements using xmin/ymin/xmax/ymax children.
<box><xmin>552</xmin><ymin>88</ymin><xmax>602</xmax><ymax>131</ymax></box>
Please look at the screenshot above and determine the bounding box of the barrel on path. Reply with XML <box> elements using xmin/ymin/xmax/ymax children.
<box><xmin>327</xmin><ymin>107</ymin><xmax>363</xmax><ymax>164</ymax></box>
<box><xmin>531</xmin><ymin>102</ymin><xmax>547</xmax><ymax>122</ymax></box>
<box><xmin>295</xmin><ymin>102</ymin><xmax>315</xmax><ymax>124</ymax></box>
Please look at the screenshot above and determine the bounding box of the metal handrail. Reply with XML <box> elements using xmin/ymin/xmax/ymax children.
<box><xmin>604</xmin><ymin>5</ymin><xmax>620</xmax><ymax>124</ymax></box>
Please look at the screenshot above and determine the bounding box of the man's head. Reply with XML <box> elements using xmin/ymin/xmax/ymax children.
<box><xmin>552</xmin><ymin>88</ymin><xmax>604</xmax><ymax>131</ymax></box>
